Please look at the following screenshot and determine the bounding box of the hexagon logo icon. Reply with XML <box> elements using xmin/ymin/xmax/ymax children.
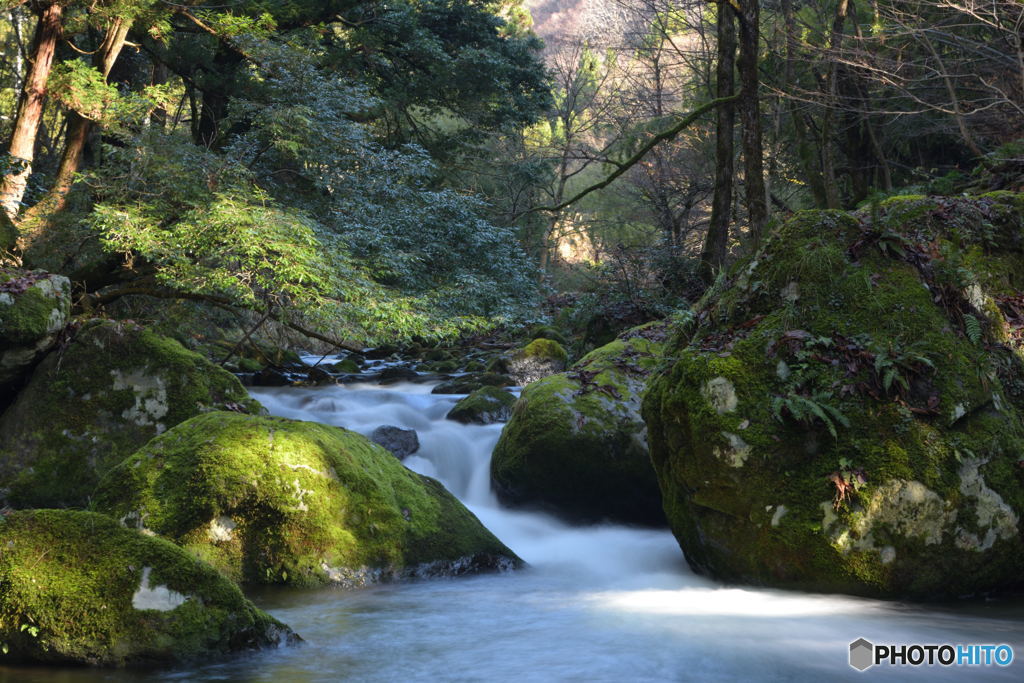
<box><xmin>849</xmin><ymin>638</ymin><xmax>875</xmax><ymax>671</ymax></box>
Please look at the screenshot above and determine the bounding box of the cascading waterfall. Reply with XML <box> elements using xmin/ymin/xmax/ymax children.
<box><xmin>4</xmin><ymin>376</ymin><xmax>1020</xmax><ymax>682</ymax></box>
<box><xmin>232</xmin><ymin>379</ymin><xmax>1021</xmax><ymax>682</ymax></box>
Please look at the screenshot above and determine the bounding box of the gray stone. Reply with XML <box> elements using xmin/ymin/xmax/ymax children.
<box><xmin>371</xmin><ymin>425</ymin><xmax>420</xmax><ymax>460</ymax></box>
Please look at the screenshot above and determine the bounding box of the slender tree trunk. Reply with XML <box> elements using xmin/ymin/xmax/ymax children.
<box><xmin>782</xmin><ymin>0</ymin><xmax>828</xmax><ymax>207</ymax></box>
<box><xmin>1</xmin><ymin>1</ymin><xmax>63</xmax><ymax>221</ymax></box>
<box><xmin>735</xmin><ymin>0</ymin><xmax>768</xmax><ymax>246</ymax></box>
<box><xmin>24</xmin><ymin>16</ymin><xmax>131</xmax><ymax>223</ymax></box>
<box><xmin>700</xmin><ymin>1</ymin><xmax>737</xmax><ymax>284</ymax></box>
<box><xmin>820</xmin><ymin>0</ymin><xmax>849</xmax><ymax>209</ymax></box>
<box><xmin>150</xmin><ymin>62</ymin><xmax>170</xmax><ymax>128</ymax></box>
<box><xmin>9</xmin><ymin>8</ymin><xmax>27</xmax><ymax>94</ymax></box>
<box><xmin>195</xmin><ymin>47</ymin><xmax>242</xmax><ymax>148</ymax></box>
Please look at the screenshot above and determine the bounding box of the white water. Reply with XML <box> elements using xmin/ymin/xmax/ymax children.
<box><xmin>4</xmin><ymin>378</ymin><xmax>1021</xmax><ymax>682</ymax></box>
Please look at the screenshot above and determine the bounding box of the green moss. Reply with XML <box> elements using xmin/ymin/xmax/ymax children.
<box><xmin>422</xmin><ymin>349</ymin><xmax>453</xmax><ymax>362</ymax></box>
<box><xmin>0</xmin><ymin>509</ymin><xmax>294</xmax><ymax>667</ymax></box>
<box><xmin>643</xmin><ymin>199</ymin><xmax>1024</xmax><ymax>599</ymax></box>
<box><xmin>447</xmin><ymin>386</ymin><xmax>517</xmax><ymax>424</ymax></box>
<box><xmin>0</xmin><ymin>320</ymin><xmax>262</xmax><ymax>509</ymax></box>
<box><xmin>237</xmin><ymin>357</ymin><xmax>265</xmax><ymax>373</ymax></box>
<box><xmin>93</xmin><ymin>412</ymin><xmax>520</xmax><ymax>587</ymax></box>
<box><xmin>430</xmin><ymin>360</ymin><xmax>460</xmax><ymax>373</ymax></box>
<box><xmin>491</xmin><ymin>324</ymin><xmax>668</xmax><ymax>525</ymax></box>
<box><xmin>324</xmin><ymin>358</ymin><xmax>358</xmax><ymax>374</ymax></box>
<box><xmin>517</xmin><ymin>338</ymin><xmax>568</xmax><ymax>364</ymax></box>
<box><xmin>0</xmin><ymin>212</ymin><xmax>16</xmax><ymax>252</ymax></box>
<box><xmin>530</xmin><ymin>324</ymin><xmax>568</xmax><ymax>346</ymax></box>
<box><xmin>0</xmin><ymin>270</ymin><xmax>70</xmax><ymax>344</ymax></box>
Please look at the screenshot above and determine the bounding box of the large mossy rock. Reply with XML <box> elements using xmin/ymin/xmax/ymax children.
<box><xmin>643</xmin><ymin>194</ymin><xmax>1024</xmax><ymax>599</ymax></box>
<box><xmin>0</xmin><ymin>320</ymin><xmax>261</xmax><ymax>508</ymax></box>
<box><xmin>93</xmin><ymin>412</ymin><xmax>520</xmax><ymax>588</ymax></box>
<box><xmin>0</xmin><ymin>269</ymin><xmax>70</xmax><ymax>388</ymax></box>
<box><xmin>0</xmin><ymin>510</ymin><xmax>294</xmax><ymax>667</ymax></box>
<box><xmin>491</xmin><ymin>323</ymin><xmax>668</xmax><ymax>525</ymax></box>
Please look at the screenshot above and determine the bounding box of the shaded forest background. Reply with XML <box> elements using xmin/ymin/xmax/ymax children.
<box><xmin>1</xmin><ymin>0</ymin><xmax>1022</xmax><ymax>349</ymax></box>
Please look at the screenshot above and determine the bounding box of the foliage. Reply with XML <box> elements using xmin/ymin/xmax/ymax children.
<box><xmin>49</xmin><ymin>59</ymin><xmax>175</xmax><ymax>129</ymax></box>
<box><xmin>770</xmin><ymin>391</ymin><xmax>850</xmax><ymax>439</ymax></box>
<box><xmin>82</xmin><ymin>34</ymin><xmax>538</xmax><ymax>342</ymax></box>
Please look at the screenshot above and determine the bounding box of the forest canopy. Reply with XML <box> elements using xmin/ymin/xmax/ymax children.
<box><xmin>2</xmin><ymin>0</ymin><xmax>1023</xmax><ymax>346</ymax></box>
<box><xmin>1</xmin><ymin>0</ymin><xmax>551</xmax><ymax>344</ymax></box>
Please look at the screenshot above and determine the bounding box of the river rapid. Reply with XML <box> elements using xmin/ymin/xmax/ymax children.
<box><xmin>3</xmin><ymin>374</ymin><xmax>1023</xmax><ymax>682</ymax></box>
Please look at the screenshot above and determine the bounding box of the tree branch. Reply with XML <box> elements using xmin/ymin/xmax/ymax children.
<box><xmin>534</xmin><ymin>95</ymin><xmax>738</xmax><ymax>214</ymax></box>
<box><xmin>82</xmin><ymin>286</ymin><xmax>363</xmax><ymax>353</ymax></box>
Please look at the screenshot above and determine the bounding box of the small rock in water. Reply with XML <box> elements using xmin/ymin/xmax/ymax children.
<box><xmin>378</xmin><ymin>366</ymin><xmax>419</xmax><ymax>384</ymax></box>
<box><xmin>255</xmin><ymin>368</ymin><xmax>291</xmax><ymax>386</ymax></box>
<box><xmin>364</xmin><ymin>345</ymin><xmax>399</xmax><ymax>360</ymax></box>
<box><xmin>330</xmin><ymin>358</ymin><xmax>361</xmax><ymax>374</ymax></box>
<box><xmin>371</xmin><ymin>425</ymin><xmax>420</xmax><ymax>459</ymax></box>
<box><xmin>306</xmin><ymin>366</ymin><xmax>334</xmax><ymax>385</ymax></box>
<box><xmin>447</xmin><ymin>387</ymin><xmax>517</xmax><ymax>425</ymax></box>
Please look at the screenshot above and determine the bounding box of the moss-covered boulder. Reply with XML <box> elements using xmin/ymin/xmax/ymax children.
<box><xmin>0</xmin><ymin>269</ymin><xmax>70</xmax><ymax>388</ymax></box>
<box><xmin>0</xmin><ymin>320</ymin><xmax>261</xmax><ymax>508</ymax></box>
<box><xmin>491</xmin><ymin>323</ymin><xmax>668</xmax><ymax>525</ymax></box>
<box><xmin>447</xmin><ymin>386</ymin><xmax>517</xmax><ymax>424</ymax></box>
<box><xmin>643</xmin><ymin>195</ymin><xmax>1024</xmax><ymax>599</ymax></box>
<box><xmin>93</xmin><ymin>412</ymin><xmax>520</xmax><ymax>588</ymax></box>
<box><xmin>0</xmin><ymin>509</ymin><xmax>295</xmax><ymax>667</ymax></box>
<box><xmin>507</xmin><ymin>338</ymin><xmax>569</xmax><ymax>385</ymax></box>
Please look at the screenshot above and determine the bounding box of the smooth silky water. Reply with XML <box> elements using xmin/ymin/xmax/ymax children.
<box><xmin>4</xmin><ymin>376</ymin><xmax>1023</xmax><ymax>682</ymax></box>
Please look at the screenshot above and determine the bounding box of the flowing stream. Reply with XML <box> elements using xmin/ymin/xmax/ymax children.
<box><xmin>3</xmin><ymin>375</ymin><xmax>1023</xmax><ymax>681</ymax></box>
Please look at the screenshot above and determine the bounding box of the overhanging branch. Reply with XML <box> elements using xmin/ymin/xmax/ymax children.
<box><xmin>535</xmin><ymin>95</ymin><xmax>739</xmax><ymax>214</ymax></box>
<box><xmin>83</xmin><ymin>285</ymin><xmax>363</xmax><ymax>353</ymax></box>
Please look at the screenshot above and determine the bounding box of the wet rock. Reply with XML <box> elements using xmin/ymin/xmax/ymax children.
<box><xmin>447</xmin><ymin>387</ymin><xmax>517</xmax><ymax>425</ymax></box>
<box><xmin>643</xmin><ymin>196</ymin><xmax>1024</xmax><ymax>599</ymax></box>
<box><xmin>364</xmin><ymin>345</ymin><xmax>399</xmax><ymax>360</ymax></box>
<box><xmin>0</xmin><ymin>509</ymin><xmax>296</xmax><ymax>666</ymax></box>
<box><xmin>0</xmin><ymin>319</ymin><xmax>261</xmax><ymax>508</ymax></box>
<box><xmin>378</xmin><ymin>366</ymin><xmax>419</xmax><ymax>385</ymax></box>
<box><xmin>306</xmin><ymin>366</ymin><xmax>334</xmax><ymax>385</ymax></box>
<box><xmin>93</xmin><ymin>412</ymin><xmax>521</xmax><ymax>587</ymax></box>
<box><xmin>491</xmin><ymin>323</ymin><xmax>667</xmax><ymax>525</ymax></box>
<box><xmin>371</xmin><ymin>425</ymin><xmax>420</xmax><ymax>459</ymax></box>
<box><xmin>254</xmin><ymin>367</ymin><xmax>291</xmax><ymax>386</ymax></box>
<box><xmin>330</xmin><ymin>358</ymin><xmax>361</xmax><ymax>374</ymax></box>
<box><xmin>431</xmin><ymin>373</ymin><xmax>515</xmax><ymax>395</ymax></box>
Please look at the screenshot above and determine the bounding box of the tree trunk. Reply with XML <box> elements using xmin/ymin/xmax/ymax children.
<box><xmin>24</xmin><ymin>16</ymin><xmax>131</xmax><ymax>223</ymax></box>
<box><xmin>782</xmin><ymin>0</ymin><xmax>829</xmax><ymax>207</ymax></box>
<box><xmin>150</xmin><ymin>62</ymin><xmax>170</xmax><ymax>128</ymax></box>
<box><xmin>735</xmin><ymin>0</ymin><xmax>768</xmax><ymax>246</ymax></box>
<box><xmin>195</xmin><ymin>47</ymin><xmax>243</xmax><ymax>148</ymax></box>
<box><xmin>821</xmin><ymin>0</ymin><xmax>849</xmax><ymax>209</ymax></box>
<box><xmin>700</xmin><ymin>1</ymin><xmax>737</xmax><ymax>284</ymax></box>
<box><xmin>0</xmin><ymin>1</ymin><xmax>63</xmax><ymax>221</ymax></box>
